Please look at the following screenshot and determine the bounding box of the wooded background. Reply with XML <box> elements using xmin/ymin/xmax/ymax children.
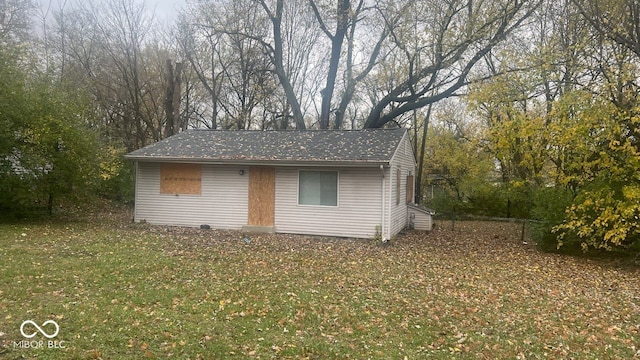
<box><xmin>2</xmin><ymin>0</ymin><xmax>639</xmax><ymax>253</ymax></box>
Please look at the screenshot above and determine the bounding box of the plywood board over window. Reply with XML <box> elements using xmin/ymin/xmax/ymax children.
<box><xmin>406</xmin><ymin>175</ymin><xmax>414</xmax><ymax>204</ymax></box>
<box><xmin>160</xmin><ymin>163</ymin><xmax>202</xmax><ymax>195</ymax></box>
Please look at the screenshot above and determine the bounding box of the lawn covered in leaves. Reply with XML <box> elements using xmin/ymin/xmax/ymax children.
<box><xmin>1</xmin><ymin>210</ymin><xmax>639</xmax><ymax>359</ymax></box>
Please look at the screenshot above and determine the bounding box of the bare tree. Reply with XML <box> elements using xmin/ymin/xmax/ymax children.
<box><xmin>309</xmin><ymin>0</ymin><xmax>350</xmax><ymax>129</ymax></box>
<box><xmin>186</xmin><ymin>0</ymin><xmax>323</xmax><ymax>129</ymax></box>
<box><xmin>175</xmin><ymin>14</ymin><xmax>224</xmax><ymax>129</ymax></box>
<box><xmin>309</xmin><ymin>0</ymin><xmax>392</xmax><ymax>129</ymax></box>
<box><xmin>178</xmin><ymin>0</ymin><xmax>285</xmax><ymax>130</ymax></box>
<box><xmin>333</xmin><ymin>2</ymin><xmax>390</xmax><ymax>129</ymax></box>
<box><xmin>0</xmin><ymin>0</ymin><xmax>33</xmax><ymax>45</ymax></box>
<box><xmin>254</xmin><ymin>0</ymin><xmax>308</xmax><ymax>129</ymax></box>
<box><xmin>52</xmin><ymin>0</ymin><xmax>174</xmax><ymax>150</ymax></box>
<box><xmin>164</xmin><ymin>59</ymin><xmax>182</xmax><ymax>137</ymax></box>
<box><xmin>363</xmin><ymin>0</ymin><xmax>542</xmax><ymax>128</ymax></box>
<box><xmin>177</xmin><ymin>0</ymin><xmax>540</xmax><ymax>131</ymax></box>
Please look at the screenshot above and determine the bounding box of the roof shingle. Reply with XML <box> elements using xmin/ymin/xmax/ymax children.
<box><xmin>126</xmin><ymin>129</ymin><xmax>407</xmax><ymax>164</ymax></box>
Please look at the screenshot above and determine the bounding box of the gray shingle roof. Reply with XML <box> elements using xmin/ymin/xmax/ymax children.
<box><xmin>126</xmin><ymin>129</ymin><xmax>407</xmax><ymax>164</ymax></box>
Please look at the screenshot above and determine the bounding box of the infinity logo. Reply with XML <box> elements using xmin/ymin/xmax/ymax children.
<box><xmin>20</xmin><ymin>320</ymin><xmax>60</xmax><ymax>339</ymax></box>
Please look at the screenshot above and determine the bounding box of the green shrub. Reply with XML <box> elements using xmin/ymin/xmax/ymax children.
<box><xmin>530</xmin><ymin>187</ymin><xmax>574</xmax><ymax>251</ymax></box>
<box><xmin>96</xmin><ymin>146</ymin><xmax>135</xmax><ymax>203</ymax></box>
<box><xmin>426</xmin><ymin>182</ymin><xmax>534</xmax><ymax>219</ymax></box>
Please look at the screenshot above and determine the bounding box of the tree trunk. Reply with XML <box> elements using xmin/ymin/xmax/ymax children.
<box><xmin>315</xmin><ymin>0</ymin><xmax>350</xmax><ymax>129</ymax></box>
<box><xmin>164</xmin><ymin>59</ymin><xmax>183</xmax><ymax>138</ymax></box>
<box><xmin>415</xmin><ymin>104</ymin><xmax>432</xmax><ymax>204</ymax></box>
<box><xmin>173</xmin><ymin>62</ymin><xmax>184</xmax><ymax>131</ymax></box>
<box><xmin>265</xmin><ymin>0</ymin><xmax>306</xmax><ymax>130</ymax></box>
<box><xmin>47</xmin><ymin>192</ymin><xmax>53</xmax><ymax>216</ymax></box>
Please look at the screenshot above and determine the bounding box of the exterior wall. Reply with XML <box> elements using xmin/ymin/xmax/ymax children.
<box><xmin>408</xmin><ymin>207</ymin><xmax>433</xmax><ymax>231</ymax></box>
<box><xmin>134</xmin><ymin>141</ymin><xmax>416</xmax><ymax>239</ymax></box>
<box><xmin>134</xmin><ymin>162</ymin><xmax>248</xmax><ymax>228</ymax></box>
<box><xmin>274</xmin><ymin>167</ymin><xmax>383</xmax><ymax>238</ymax></box>
<box><xmin>387</xmin><ymin>133</ymin><xmax>418</xmax><ymax>239</ymax></box>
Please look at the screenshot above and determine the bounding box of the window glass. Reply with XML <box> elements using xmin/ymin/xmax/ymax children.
<box><xmin>299</xmin><ymin>171</ymin><xmax>338</xmax><ymax>206</ymax></box>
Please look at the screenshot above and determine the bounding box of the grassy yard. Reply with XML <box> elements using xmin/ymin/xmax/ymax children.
<box><xmin>0</xmin><ymin>209</ymin><xmax>639</xmax><ymax>359</ymax></box>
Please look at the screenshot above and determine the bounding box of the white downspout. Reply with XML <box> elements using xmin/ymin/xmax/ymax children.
<box><xmin>387</xmin><ymin>165</ymin><xmax>392</xmax><ymax>241</ymax></box>
<box><xmin>133</xmin><ymin>161</ymin><xmax>139</xmax><ymax>223</ymax></box>
<box><xmin>380</xmin><ymin>164</ymin><xmax>385</xmax><ymax>241</ymax></box>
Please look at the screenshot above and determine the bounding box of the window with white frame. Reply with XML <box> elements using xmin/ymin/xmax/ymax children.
<box><xmin>298</xmin><ymin>170</ymin><xmax>338</xmax><ymax>206</ymax></box>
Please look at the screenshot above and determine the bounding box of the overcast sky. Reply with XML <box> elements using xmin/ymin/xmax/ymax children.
<box><xmin>37</xmin><ymin>0</ymin><xmax>183</xmax><ymax>22</ymax></box>
<box><xmin>146</xmin><ymin>0</ymin><xmax>181</xmax><ymax>21</ymax></box>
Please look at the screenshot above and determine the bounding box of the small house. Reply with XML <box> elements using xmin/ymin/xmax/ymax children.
<box><xmin>125</xmin><ymin>129</ymin><xmax>433</xmax><ymax>240</ymax></box>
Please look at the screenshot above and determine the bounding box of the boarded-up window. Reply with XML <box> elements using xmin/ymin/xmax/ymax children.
<box><xmin>160</xmin><ymin>163</ymin><xmax>202</xmax><ymax>195</ymax></box>
<box><xmin>406</xmin><ymin>175</ymin><xmax>414</xmax><ymax>204</ymax></box>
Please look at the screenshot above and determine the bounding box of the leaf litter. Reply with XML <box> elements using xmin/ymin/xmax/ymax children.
<box><xmin>0</xmin><ymin>216</ymin><xmax>639</xmax><ymax>359</ymax></box>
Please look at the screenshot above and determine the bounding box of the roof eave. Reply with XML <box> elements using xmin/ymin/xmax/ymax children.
<box><xmin>124</xmin><ymin>156</ymin><xmax>390</xmax><ymax>167</ymax></box>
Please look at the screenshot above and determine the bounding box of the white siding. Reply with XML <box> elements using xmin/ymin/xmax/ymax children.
<box><xmin>387</xmin><ymin>133</ymin><xmax>418</xmax><ymax>239</ymax></box>
<box><xmin>409</xmin><ymin>207</ymin><xmax>432</xmax><ymax>231</ymax></box>
<box><xmin>134</xmin><ymin>162</ymin><xmax>248</xmax><ymax>228</ymax></box>
<box><xmin>275</xmin><ymin>168</ymin><xmax>383</xmax><ymax>238</ymax></box>
<box><xmin>133</xmin><ymin>131</ymin><xmax>418</xmax><ymax>240</ymax></box>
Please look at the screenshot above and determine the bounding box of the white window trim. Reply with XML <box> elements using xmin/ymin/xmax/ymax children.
<box><xmin>296</xmin><ymin>169</ymin><xmax>340</xmax><ymax>207</ymax></box>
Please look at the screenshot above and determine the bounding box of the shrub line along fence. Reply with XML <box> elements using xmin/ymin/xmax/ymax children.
<box><xmin>434</xmin><ymin>213</ymin><xmax>540</xmax><ymax>243</ymax></box>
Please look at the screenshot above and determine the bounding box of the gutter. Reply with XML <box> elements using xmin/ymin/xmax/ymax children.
<box><xmin>123</xmin><ymin>156</ymin><xmax>389</xmax><ymax>168</ymax></box>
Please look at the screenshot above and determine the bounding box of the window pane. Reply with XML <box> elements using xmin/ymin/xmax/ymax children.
<box><xmin>299</xmin><ymin>171</ymin><xmax>337</xmax><ymax>206</ymax></box>
<box><xmin>299</xmin><ymin>171</ymin><xmax>321</xmax><ymax>205</ymax></box>
<box><xmin>320</xmin><ymin>172</ymin><xmax>337</xmax><ymax>206</ymax></box>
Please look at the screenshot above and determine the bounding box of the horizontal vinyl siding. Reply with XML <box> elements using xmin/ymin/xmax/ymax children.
<box><xmin>134</xmin><ymin>162</ymin><xmax>248</xmax><ymax>228</ymax></box>
<box><xmin>383</xmin><ymin>166</ymin><xmax>390</xmax><ymax>240</ymax></box>
<box><xmin>389</xmin><ymin>134</ymin><xmax>417</xmax><ymax>238</ymax></box>
<box><xmin>410</xmin><ymin>209</ymin><xmax>432</xmax><ymax>231</ymax></box>
<box><xmin>275</xmin><ymin>168</ymin><xmax>383</xmax><ymax>238</ymax></box>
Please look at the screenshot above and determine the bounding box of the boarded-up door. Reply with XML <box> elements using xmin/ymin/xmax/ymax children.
<box><xmin>248</xmin><ymin>167</ymin><xmax>275</xmax><ymax>226</ymax></box>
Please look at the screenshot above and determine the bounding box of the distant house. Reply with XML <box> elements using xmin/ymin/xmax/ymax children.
<box><xmin>125</xmin><ymin>129</ymin><xmax>432</xmax><ymax>240</ymax></box>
